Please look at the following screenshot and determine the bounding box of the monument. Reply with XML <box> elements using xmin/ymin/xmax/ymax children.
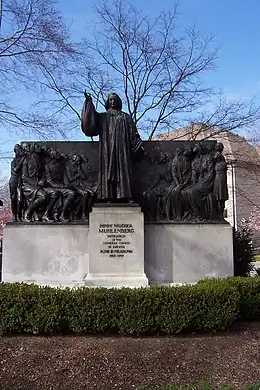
<box><xmin>81</xmin><ymin>92</ymin><xmax>148</xmax><ymax>287</ymax></box>
<box><xmin>2</xmin><ymin>91</ymin><xmax>233</xmax><ymax>287</ymax></box>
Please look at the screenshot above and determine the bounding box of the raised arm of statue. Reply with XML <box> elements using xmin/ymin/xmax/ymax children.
<box><xmin>81</xmin><ymin>93</ymin><xmax>100</xmax><ymax>137</ymax></box>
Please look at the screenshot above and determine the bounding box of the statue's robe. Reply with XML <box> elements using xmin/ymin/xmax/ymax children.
<box><xmin>163</xmin><ymin>154</ymin><xmax>192</xmax><ymax>219</ymax></box>
<box><xmin>21</xmin><ymin>152</ymin><xmax>44</xmax><ymax>203</ymax></box>
<box><xmin>81</xmin><ymin>99</ymin><xmax>143</xmax><ymax>200</ymax></box>
<box><xmin>213</xmin><ymin>152</ymin><xmax>228</xmax><ymax>202</ymax></box>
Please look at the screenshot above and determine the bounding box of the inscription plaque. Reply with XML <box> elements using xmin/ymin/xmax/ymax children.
<box><xmin>99</xmin><ymin>223</ymin><xmax>134</xmax><ymax>258</ymax></box>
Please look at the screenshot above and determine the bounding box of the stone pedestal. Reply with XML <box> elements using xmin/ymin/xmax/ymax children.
<box><xmin>2</xmin><ymin>223</ymin><xmax>89</xmax><ymax>287</ymax></box>
<box><xmin>85</xmin><ymin>204</ymin><xmax>148</xmax><ymax>287</ymax></box>
<box><xmin>2</xmin><ymin>220</ymin><xmax>233</xmax><ymax>288</ymax></box>
<box><xmin>144</xmin><ymin>222</ymin><xmax>234</xmax><ymax>285</ymax></box>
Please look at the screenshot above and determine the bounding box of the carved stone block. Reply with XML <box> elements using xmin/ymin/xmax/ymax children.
<box><xmin>144</xmin><ymin>222</ymin><xmax>234</xmax><ymax>285</ymax></box>
<box><xmin>85</xmin><ymin>204</ymin><xmax>148</xmax><ymax>287</ymax></box>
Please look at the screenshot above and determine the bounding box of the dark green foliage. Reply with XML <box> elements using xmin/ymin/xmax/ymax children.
<box><xmin>2</xmin><ymin>276</ymin><xmax>260</xmax><ymax>335</ymax></box>
<box><xmin>198</xmin><ymin>277</ymin><xmax>260</xmax><ymax>321</ymax></box>
<box><xmin>0</xmin><ymin>282</ymin><xmax>239</xmax><ymax>335</ymax></box>
<box><xmin>233</xmin><ymin>224</ymin><xmax>255</xmax><ymax>276</ymax></box>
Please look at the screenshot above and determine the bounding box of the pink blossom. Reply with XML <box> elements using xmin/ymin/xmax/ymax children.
<box><xmin>248</xmin><ymin>207</ymin><xmax>260</xmax><ymax>232</ymax></box>
<box><xmin>0</xmin><ymin>204</ymin><xmax>12</xmax><ymax>236</ymax></box>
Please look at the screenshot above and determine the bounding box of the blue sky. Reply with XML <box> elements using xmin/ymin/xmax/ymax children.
<box><xmin>1</xmin><ymin>0</ymin><xmax>260</xmax><ymax>176</ymax></box>
<box><xmin>58</xmin><ymin>0</ymin><xmax>260</xmax><ymax>97</ymax></box>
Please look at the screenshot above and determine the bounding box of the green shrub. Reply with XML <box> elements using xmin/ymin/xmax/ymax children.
<box><xmin>233</xmin><ymin>224</ymin><xmax>255</xmax><ymax>276</ymax></box>
<box><xmin>198</xmin><ymin>277</ymin><xmax>260</xmax><ymax>320</ymax></box>
<box><xmin>0</xmin><ymin>282</ymin><xmax>239</xmax><ymax>335</ymax></box>
<box><xmin>3</xmin><ymin>276</ymin><xmax>260</xmax><ymax>335</ymax></box>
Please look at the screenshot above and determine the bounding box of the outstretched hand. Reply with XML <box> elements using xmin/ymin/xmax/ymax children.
<box><xmin>84</xmin><ymin>90</ymin><xmax>92</xmax><ymax>100</ymax></box>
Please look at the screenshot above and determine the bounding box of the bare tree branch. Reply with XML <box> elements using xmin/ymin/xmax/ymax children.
<box><xmin>29</xmin><ymin>0</ymin><xmax>260</xmax><ymax>142</ymax></box>
<box><xmin>0</xmin><ymin>0</ymin><xmax>75</xmax><ymax>139</ymax></box>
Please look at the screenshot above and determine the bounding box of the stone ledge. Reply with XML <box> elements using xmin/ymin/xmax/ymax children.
<box><xmin>84</xmin><ymin>273</ymin><xmax>148</xmax><ymax>288</ymax></box>
<box><xmin>145</xmin><ymin>220</ymin><xmax>230</xmax><ymax>225</ymax></box>
<box><xmin>94</xmin><ymin>202</ymin><xmax>140</xmax><ymax>208</ymax></box>
<box><xmin>91</xmin><ymin>206</ymin><xmax>142</xmax><ymax>214</ymax></box>
<box><xmin>6</xmin><ymin>221</ymin><xmax>89</xmax><ymax>227</ymax></box>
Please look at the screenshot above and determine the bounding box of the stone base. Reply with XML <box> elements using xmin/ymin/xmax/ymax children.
<box><xmin>86</xmin><ymin>205</ymin><xmax>148</xmax><ymax>288</ymax></box>
<box><xmin>2</xmin><ymin>223</ymin><xmax>89</xmax><ymax>287</ymax></box>
<box><xmin>2</xmin><ymin>220</ymin><xmax>233</xmax><ymax>288</ymax></box>
<box><xmin>85</xmin><ymin>273</ymin><xmax>148</xmax><ymax>288</ymax></box>
<box><xmin>144</xmin><ymin>223</ymin><xmax>234</xmax><ymax>285</ymax></box>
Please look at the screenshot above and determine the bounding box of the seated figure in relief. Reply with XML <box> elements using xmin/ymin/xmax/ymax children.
<box><xmin>163</xmin><ymin>147</ymin><xmax>192</xmax><ymax>220</ymax></box>
<box><xmin>142</xmin><ymin>151</ymin><xmax>172</xmax><ymax>220</ymax></box>
<box><xmin>20</xmin><ymin>143</ymin><xmax>49</xmax><ymax>222</ymax></box>
<box><xmin>182</xmin><ymin>144</ymin><xmax>215</xmax><ymax>221</ymax></box>
<box><xmin>65</xmin><ymin>154</ymin><xmax>95</xmax><ymax>221</ymax></box>
<box><xmin>44</xmin><ymin>150</ymin><xmax>75</xmax><ymax>222</ymax></box>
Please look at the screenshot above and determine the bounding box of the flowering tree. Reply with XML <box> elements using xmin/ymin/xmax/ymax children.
<box><xmin>0</xmin><ymin>204</ymin><xmax>12</xmax><ymax>236</ymax></box>
<box><xmin>248</xmin><ymin>208</ymin><xmax>260</xmax><ymax>232</ymax></box>
<box><xmin>0</xmin><ymin>179</ymin><xmax>11</xmax><ymax>236</ymax></box>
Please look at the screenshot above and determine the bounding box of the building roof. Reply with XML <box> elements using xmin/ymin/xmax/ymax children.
<box><xmin>154</xmin><ymin>125</ymin><xmax>260</xmax><ymax>166</ymax></box>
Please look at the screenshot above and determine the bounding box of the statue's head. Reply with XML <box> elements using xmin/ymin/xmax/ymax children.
<box><xmin>80</xmin><ymin>154</ymin><xmax>88</xmax><ymax>163</ymax></box>
<box><xmin>215</xmin><ymin>142</ymin><xmax>224</xmax><ymax>153</ymax></box>
<box><xmin>14</xmin><ymin>144</ymin><xmax>22</xmax><ymax>155</ymax></box>
<box><xmin>157</xmin><ymin>151</ymin><xmax>167</xmax><ymax>164</ymax></box>
<box><xmin>176</xmin><ymin>148</ymin><xmax>182</xmax><ymax>156</ymax></box>
<box><xmin>105</xmin><ymin>93</ymin><xmax>122</xmax><ymax>111</ymax></box>
<box><xmin>183</xmin><ymin>147</ymin><xmax>192</xmax><ymax>157</ymax></box>
<box><xmin>206</xmin><ymin>143</ymin><xmax>213</xmax><ymax>152</ymax></box>
<box><xmin>193</xmin><ymin>144</ymin><xmax>201</xmax><ymax>154</ymax></box>
<box><xmin>34</xmin><ymin>143</ymin><xmax>42</xmax><ymax>154</ymax></box>
<box><xmin>71</xmin><ymin>154</ymin><xmax>80</xmax><ymax>164</ymax></box>
<box><xmin>50</xmin><ymin>149</ymin><xmax>57</xmax><ymax>159</ymax></box>
<box><xmin>30</xmin><ymin>143</ymin><xmax>41</xmax><ymax>154</ymax></box>
<box><xmin>22</xmin><ymin>143</ymin><xmax>30</xmax><ymax>153</ymax></box>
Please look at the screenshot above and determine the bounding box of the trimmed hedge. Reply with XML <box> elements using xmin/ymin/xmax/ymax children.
<box><xmin>0</xmin><ymin>277</ymin><xmax>259</xmax><ymax>335</ymax></box>
<box><xmin>0</xmin><ymin>282</ymin><xmax>240</xmax><ymax>335</ymax></box>
<box><xmin>198</xmin><ymin>277</ymin><xmax>260</xmax><ymax>320</ymax></box>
